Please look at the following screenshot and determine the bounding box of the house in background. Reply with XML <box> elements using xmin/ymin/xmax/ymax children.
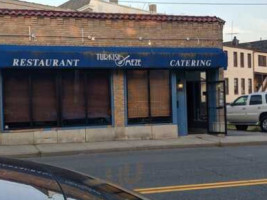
<box><xmin>223</xmin><ymin>37</ymin><xmax>267</xmax><ymax>103</ymax></box>
<box><xmin>0</xmin><ymin>0</ymin><xmax>156</xmax><ymax>14</ymax></box>
<box><xmin>237</xmin><ymin>40</ymin><xmax>267</xmax><ymax>93</ymax></box>
<box><xmin>59</xmin><ymin>0</ymin><xmax>156</xmax><ymax>14</ymax></box>
<box><xmin>0</xmin><ymin>0</ymin><xmax>68</xmax><ymax>10</ymax></box>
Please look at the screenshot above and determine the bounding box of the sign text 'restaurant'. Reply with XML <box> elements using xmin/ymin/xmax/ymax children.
<box><xmin>12</xmin><ymin>59</ymin><xmax>80</xmax><ymax>67</ymax></box>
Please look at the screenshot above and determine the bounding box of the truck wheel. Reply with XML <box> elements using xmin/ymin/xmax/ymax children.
<box><xmin>235</xmin><ymin>125</ymin><xmax>248</xmax><ymax>131</ymax></box>
<box><xmin>260</xmin><ymin>116</ymin><xmax>267</xmax><ymax>132</ymax></box>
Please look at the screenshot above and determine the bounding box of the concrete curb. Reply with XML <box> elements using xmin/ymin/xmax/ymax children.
<box><xmin>2</xmin><ymin>135</ymin><xmax>267</xmax><ymax>158</ymax></box>
<box><xmin>37</xmin><ymin>143</ymin><xmax>220</xmax><ymax>158</ymax></box>
<box><xmin>218</xmin><ymin>141</ymin><xmax>267</xmax><ymax>147</ymax></box>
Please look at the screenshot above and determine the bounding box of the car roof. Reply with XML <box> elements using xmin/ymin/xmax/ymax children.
<box><xmin>249</xmin><ymin>92</ymin><xmax>267</xmax><ymax>95</ymax></box>
<box><xmin>0</xmin><ymin>157</ymin><xmax>149</xmax><ymax>200</ymax></box>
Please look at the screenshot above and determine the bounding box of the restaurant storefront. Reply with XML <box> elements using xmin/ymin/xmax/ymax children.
<box><xmin>0</xmin><ymin>45</ymin><xmax>227</xmax><ymax>138</ymax></box>
<box><xmin>0</xmin><ymin>8</ymin><xmax>227</xmax><ymax>145</ymax></box>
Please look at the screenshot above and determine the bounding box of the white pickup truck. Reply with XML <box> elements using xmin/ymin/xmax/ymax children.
<box><xmin>227</xmin><ymin>92</ymin><xmax>267</xmax><ymax>132</ymax></box>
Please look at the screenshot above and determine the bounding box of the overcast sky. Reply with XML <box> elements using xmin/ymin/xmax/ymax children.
<box><xmin>22</xmin><ymin>0</ymin><xmax>267</xmax><ymax>43</ymax></box>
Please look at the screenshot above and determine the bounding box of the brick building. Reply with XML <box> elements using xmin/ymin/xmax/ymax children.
<box><xmin>0</xmin><ymin>9</ymin><xmax>227</xmax><ymax>145</ymax></box>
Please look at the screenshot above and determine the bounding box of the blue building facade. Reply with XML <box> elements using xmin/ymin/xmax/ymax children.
<box><xmin>0</xmin><ymin>45</ymin><xmax>227</xmax><ymax>137</ymax></box>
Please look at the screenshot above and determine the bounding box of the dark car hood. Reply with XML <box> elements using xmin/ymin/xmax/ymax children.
<box><xmin>0</xmin><ymin>157</ymin><xmax>149</xmax><ymax>200</ymax></box>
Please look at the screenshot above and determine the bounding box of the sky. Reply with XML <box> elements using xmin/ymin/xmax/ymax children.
<box><xmin>21</xmin><ymin>0</ymin><xmax>267</xmax><ymax>43</ymax></box>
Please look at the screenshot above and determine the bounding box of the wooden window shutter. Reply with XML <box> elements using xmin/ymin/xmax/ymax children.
<box><xmin>150</xmin><ymin>70</ymin><xmax>170</xmax><ymax>117</ymax></box>
<box><xmin>62</xmin><ymin>70</ymin><xmax>86</xmax><ymax>120</ymax></box>
<box><xmin>32</xmin><ymin>71</ymin><xmax>57</xmax><ymax>122</ymax></box>
<box><xmin>127</xmin><ymin>70</ymin><xmax>149</xmax><ymax>118</ymax></box>
<box><xmin>87</xmin><ymin>71</ymin><xmax>110</xmax><ymax>119</ymax></box>
<box><xmin>4</xmin><ymin>71</ymin><xmax>30</xmax><ymax>123</ymax></box>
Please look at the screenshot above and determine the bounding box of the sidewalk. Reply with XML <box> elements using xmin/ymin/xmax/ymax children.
<box><xmin>1</xmin><ymin>132</ymin><xmax>267</xmax><ymax>158</ymax></box>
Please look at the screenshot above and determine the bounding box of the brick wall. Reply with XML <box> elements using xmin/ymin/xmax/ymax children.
<box><xmin>0</xmin><ymin>14</ymin><xmax>224</xmax><ymax>128</ymax></box>
<box><xmin>113</xmin><ymin>70</ymin><xmax>125</xmax><ymax>126</ymax></box>
<box><xmin>0</xmin><ymin>16</ymin><xmax>223</xmax><ymax>47</ymax></box>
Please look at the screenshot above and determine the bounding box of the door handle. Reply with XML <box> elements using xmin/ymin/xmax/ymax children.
<box><xmin>242</xmin><ymin>108</ymin><xmax>246</xmax><ymax>110</ymax></box>
<box><xmin>258</xmin><ymin>106</ymin><xmax>261</xmax><ymax>109</ymax></box>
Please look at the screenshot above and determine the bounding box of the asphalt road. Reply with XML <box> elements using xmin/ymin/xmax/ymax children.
<box><xmin>28</xmin><ymin>145</ymin><xmax>267</xmax><ymax>200</ymax></box>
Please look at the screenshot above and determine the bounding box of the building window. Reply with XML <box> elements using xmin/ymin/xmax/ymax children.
<box><xmin>258</xmin><ymin>55</ymin><xmax>267</xmax><ymax>67</ymax></box>
<box><xmin>240</xmin><ymin>52</ymin><xmax>244</xmax><ymax>68</ymax></box>
<box><xmin>127</xmin><ymin>70</ymin><xmax>171</xmax><ymax>124</ymax></box>
<box><xmin>234</xmin><ymin>52</ymin><xmax>238</xmax><ymax>67</ymax></box>
<box><xmin>248</xmin><ymin>53</ymin><xmax>252</xmax><ymax>68</ymax></box>
<box><xmin>225</xmin><ymin>78</ymin><xmax>229</xmax><ymax>95</ymax></box>
<box><xmin>234</xmin><ymin>78</ymin><xmax>239</xmax><ymax>95</ymax></box>
<box><xmin>248</xmin><ymin>78</ymin><xmax>252</xmax><ymax>94</ymax></box>
<box><xmin>3</xmin><ymin>69</ymin><xmax>111</xmax><ymax>130</ymax></box>
<box><xmin>241</xmin><ymin>78</ymin><xmax>245</xmax><ymax>95</ymax></box>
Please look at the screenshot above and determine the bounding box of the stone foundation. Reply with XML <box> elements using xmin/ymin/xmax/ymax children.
<box><xmin>0</xmin><ymin>124</ymin><xmax>178</xmax><ymax>145</ymax></box>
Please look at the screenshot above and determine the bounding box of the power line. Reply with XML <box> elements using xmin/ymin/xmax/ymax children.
<box><xmin>119</xmin><ymin>1</ymin><xmax>267</xmax><ymax>6</ymax></box>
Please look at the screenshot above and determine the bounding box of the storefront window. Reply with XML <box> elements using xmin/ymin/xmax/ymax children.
<box><xmin>3</xmin><ymin>69</ymin><xmax>111</xmax><ymax>130</ymax></box>
<box><xmin>127</xmin><ymin>70</ymin><xmax>171</xmax><ymax>124</ymax></box>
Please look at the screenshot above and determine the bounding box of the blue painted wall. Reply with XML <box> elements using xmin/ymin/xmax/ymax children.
<box><xmin>171</xmin><ymin>72</ymin><xmax>178</xmax><ymax>125</ymax></box>
<box><xmin>0</xmin><ymin>71</ymin><xmax>3</xmax><ymax>132</ymax></box>
<box><xmin>176</xmin><ymin>71</ymin><xmax>188</xmax><ymax>136</ymax></box>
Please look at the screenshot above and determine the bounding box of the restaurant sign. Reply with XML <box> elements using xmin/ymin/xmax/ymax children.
<box><xmin>0</xmin><ymin>45</ymin><xmax>227</xmax><ymax>69</ymax></box>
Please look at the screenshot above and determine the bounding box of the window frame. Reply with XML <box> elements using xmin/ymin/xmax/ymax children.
<box><xmin>234</xmin><ymin>78</ymin><xmax>239</xmax><ymax>95</ymax></box>
<box><xmin>248</xmin><ymin>78</ymin><xmax>252</xmax><ymax>94</ymax></box>
<box><xmin>258</xmin><ymin>55</ymin><xmax>267</xmax><ymax>67</ymax></box>
<box><xmin>240</xmin><ymin>52</ymin><xmax>244</xmax><ymax>68</ymax></box>
<box><xmin>241</xmin><ymin>78</ymin><xmax>245</xmax><ymax>95</ymax></box>
<box><xmin>126</xmin><ymin>70</ymin><xmax>173</xmax><ymax>125</ymax></box>
<box><xmin>233</xmin><ymin>52</ymin><xmax>238</xmax><ymax>67</ymax></box>
<box><xmin>248</xmin><ymin>53</ymin><xmax>252</xmax><ymax>68</ymax></box>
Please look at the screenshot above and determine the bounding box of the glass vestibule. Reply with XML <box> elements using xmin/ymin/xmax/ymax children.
<box><xmin>127</xmin><ymin>70</ymin><xmax>172</xmax><ymax>124</ymax></box>
<box><xmin>3</xmin><ymin>69</ymin><xmax>111</xmax><ymax>130</ymax></box>
<box><xmin>184</xmin><ymin>71</ymin><xmax>227</xmax><ymax>135</ymax></box>
<box><xmin>186</xmin><ymin>81</ymin><xmax>208</xmax><ymax>133</ymax></box>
